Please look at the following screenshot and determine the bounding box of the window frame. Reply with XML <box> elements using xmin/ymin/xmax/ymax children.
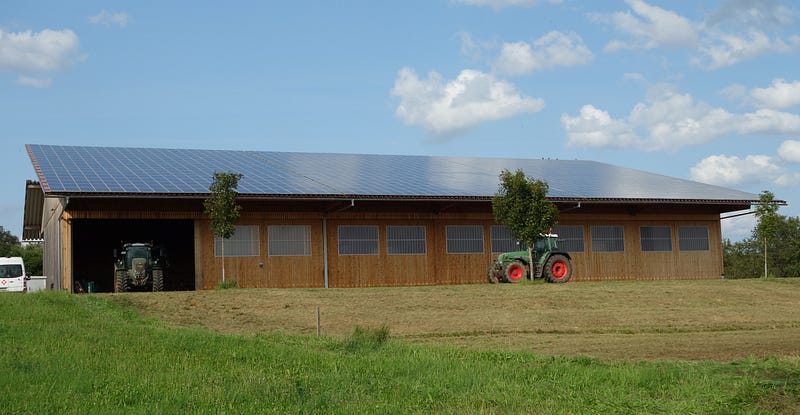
<box><xmin>214</xmin><ymin>225</ymin><xmax>260</xmax><ymax>257</ymax></box>
<box><xmin>490</xmin><ymin>225</ymin><xmax>525</xmax><ymax>253</ymax></box>
<box><xmin>268</xmin><ymin>225</ymin><xmax>312</xmax><ymax>257</ymax></box>
<box><xmin>338</xmin><ymin>225</ymin><xmax>380</xmax><ymax>256</ymax></box>
<box><xmin>639</xmin><ymin>226</ymin><xmax>673</xmax><ymax>252</ymax></box>
<box><xmin>678</xmin><ymin>226</ymin><xmax>710</xmax><ymax>252</ymax></box>
<box><xmin>552</xmin><ymin>225</ymin><xmax>585</xmax><ymax>253</ymax></box>
<box><xmin>590</xmin><ymin>225</ymin><xmax>625</xmax><ymax>253</ymax></box>
<box><xmin>386</xmin><ymin>225</ymin><xmax>427</xmax><ymax>255</ymax></box>
<box><xmin>446</xmin><ymin>225</ymin><xmax>485</xmax><ymax>254</ymax></box>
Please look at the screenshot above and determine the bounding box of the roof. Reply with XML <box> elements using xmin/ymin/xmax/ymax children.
<box><xmin>26</xmin><ymin>144</ymin><xmax>762</xmax><ymax>205</ymax></box>
<box><xmin>23</xmin><ymin>180</ymin><xmax>43</xmax><ymax>240</ymax></box>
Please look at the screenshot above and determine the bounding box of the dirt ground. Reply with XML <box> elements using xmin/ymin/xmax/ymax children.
<box><xmin>111</xmin><ymin>278</ymin><xmax>800</xmax><ymax>362</ymax></box>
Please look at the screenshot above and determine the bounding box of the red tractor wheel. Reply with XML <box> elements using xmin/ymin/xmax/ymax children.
<box><xmin>544</xmin><ymin>254</ymin><xmax>572</xmax><ymax>283</ymax></box>
<box><xmin>504</xmin><ymin>261</ymin><xmax>527</xmax><ymax>283</ymax></box>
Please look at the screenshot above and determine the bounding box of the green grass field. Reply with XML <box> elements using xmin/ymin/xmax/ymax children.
<box><xmin>2</xmin><ymin>280</ymin><xmax>799</xmax><ymax>414</ymax></box>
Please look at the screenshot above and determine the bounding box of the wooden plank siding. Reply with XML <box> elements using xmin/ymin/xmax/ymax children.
<box><xmin>58</xmin><ymin>207</ymin><xmax>725</xmax><ymax>290</ymax></box>
<box><xmin>197</xmin><ymin>217</ymin><xmax>326</xmax><ymax>289</ymax></box>
<box><xmin>558</xmin><ymin>214</ymin><xmax>723</xmax><ymax>281</ymax></box>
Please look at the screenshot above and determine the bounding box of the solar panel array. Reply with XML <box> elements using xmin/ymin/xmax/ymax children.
<box><xmin>26</xmin><ymin>144</ymin><xmax>759</xmax><ymax>202</ymax></box>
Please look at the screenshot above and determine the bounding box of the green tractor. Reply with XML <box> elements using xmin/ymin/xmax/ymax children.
<box><xmin>487</xmin><ymin>234</ymin><xmax>573</xmax><ymax>284</ymax></box>
<box><xmin>114</xmin><ymin>242</ymin><xmax>167</xmax><ymax>292</ymax></box>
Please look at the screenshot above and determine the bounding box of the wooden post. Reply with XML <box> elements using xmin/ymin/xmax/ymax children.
<box><xmin>316</xmin><ymin>306</ymin><xmax>321</xmax><ymax>337</ymax></box>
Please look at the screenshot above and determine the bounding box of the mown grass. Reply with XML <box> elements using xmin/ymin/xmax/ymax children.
<box><xmin>124</xmin><ymin>279</ymin><xmax>800</xmax><ymax>361</ymax></box>
<box><xmin>1</xmin><ymin>291</ymin><xmax>799</xmax><ymax>414</ymax></box>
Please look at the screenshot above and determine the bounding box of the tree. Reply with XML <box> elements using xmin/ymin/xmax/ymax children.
<box><xmin>13</xmin><ymin>244</ymin><xmax>43</xmax><ymax>276</ymax></box>
<box><xmin>203</xmin><ymin>172</ymin><xmax>243</xmax><ymax>284</ymax></box>
<box><xmin>0</xmin><ymin>226</ymin><xmax>20</xmax><ymax>257</ymax></box>
<box><xmin>492</xmin><ymin>169</ymin><xmax>559</xmax><ymax>268</ymax></box>
<box><xmin>724</xmin><ymin>192</ymin><xmax>800</xmax><ymax>279</ymax></box>
<box><xmin>723</xmin><ymin>238</ymin><xmax>761</xmax><ymax>279</ymax></box>
<box><xmin>754</xmin><ymin>190</ymin><xmax>781</xmax><ymax>278</ymax></box>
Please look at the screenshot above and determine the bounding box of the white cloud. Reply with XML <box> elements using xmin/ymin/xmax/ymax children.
<box><xmin>560</xmin><ymin>105</ymin><xmax>637</xmax><ymax>148</ymax></box>
<box><xmin>706</xmin><ymin>0</ymin><xmax>796</xmax><ymax>31</ymax></box>
<box><xmin>623</xmin><ymin>72</ymin><xmax>646</xmax><ymax>82</ymax></box>
<box><xmin>695</xmin><ymin>0</ymin><xmax>800</xmax><ymax>68</ymax></box>
<box><xmin>778</xmin><ymin>140</ymin><xmax>800</xmax><ymax>163</ymax></box>
<box><xmin>0</xmin><ymin>29</ymin><xmax>82</xmax><ymax>72</ymax></box>
<box><xmin>690</xmin><ymin>154</ymin><xmax>780</xmax><ymax>185</ymax></box>
<box><xmin>594</xmin><ymin>0</ymin><xmax>697</xmax><ymax>51</ymax></box>
<box><xmin>494</xmin><ymin>31</ymin><xmax>592</xmax><ymax>76</ymax></box>
<box><xmin>750</xmin><ymin>79</ymin><xmax>800</xmax><ymax>109</ymax></box>
<box><xmin>591</xmin><ymin>0</ymin><xmax>800</xmax><ymax>69</ymax></box>
<box><xmin>453</xmin><ymin>0</ymin><xmax>563</xmax><ymax>7</ymax></box>
<box><xmin>15</xmin><ymin>76</ymin><xmax>51</xmax><ymax>88</ymax></box>
<box><xmin>563</xmin><ymin>84</ymin><xmax>800</xmax><ymax>151</ymax></box>
<box><xmin>89</xmin><ymin>10</ymin><xmax>129</xmax><ymax>27</ymax></box>
<box><xmin>391</xmin><ymin>67</ymin><xmax>544</xmax><ymax>136</ymax></box>
<box><xmin>690</xmin><ymin>154</ymin><xmax>800</xmax><ymax>187</ymax></box>
<box><xmin>696</xmin><ymin>30</ymin><xmax>800</xmax><ymax>69</ymax></box>
<box><xmin>721</xmin><ymin>213</ymin><xmax>756</xmax><ymax>242</ymax></box>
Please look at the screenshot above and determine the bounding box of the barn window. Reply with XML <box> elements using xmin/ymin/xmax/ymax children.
<box><xmin>268</xmin><ymin>225</ymin><xmax>311</xmax><ymax>256</ymax></box>
<box><xmin>447</xmin><ymin>225</ymin><xmax>484</xmax><ymax>254</ymax></box>
<box><xmin>491</xmin><ymin>226</ymin><xmax>525</xmax><ymax>253</ymax></box>
<box><xmin>552</xmin><ymin>225</ymin><xmax>585</xmax><ymax>252</ymax></box>
<box><xmin>387</xmin><ymin>226</ymin><xmax>426</xmax><ymax>255</ymax></box>
<box><xmin>591</xmin><ymin>226</ymin><xmax>624</xmax><ymax>252</ymax></box>
<box><xmin>214</xmin><ymin>225</ymin><xmax>259</xmax><ymax>257</ymax></box>
<box><xmin>679</xmin><ymin>226</ymin><xmax>709</xmax><ymax>251</ymax></box>
<box><xmin>338</xmin><ymin>225</ymin><xmax>379</xmax><ymax>255</ymax></box>
<box><xmin>640</xmin><ymin>226</ymin><xmax>672</xmax><ymax>252</ymax></box>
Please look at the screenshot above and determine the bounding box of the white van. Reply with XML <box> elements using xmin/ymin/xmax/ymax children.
<box><xmin>0</xmin><ymin>257</ymin><xmax>28</xmax><ymax>292</ymax></box>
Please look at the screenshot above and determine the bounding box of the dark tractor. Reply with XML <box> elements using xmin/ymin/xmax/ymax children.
<box><xmin>487</xmin><ymin>234</ymin><xmax>573</xmax><ymax>284</ymax></box>
<box><xmin>114</xmin><ymin>243</ymin><xmax>167</xmax><ymax>292</ymax></box>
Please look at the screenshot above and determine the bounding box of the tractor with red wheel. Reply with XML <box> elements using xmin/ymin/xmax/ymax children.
<box><xmin>486</xmin><ymin>233</ymin><xmax>573</xmax><ymax>284</ymax></box>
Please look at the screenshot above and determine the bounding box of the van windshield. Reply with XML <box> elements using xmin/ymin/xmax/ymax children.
<box><xmin>0</xmin><ymin>264</ymin><xmax>23</xmax><ymax>278</ymax></box>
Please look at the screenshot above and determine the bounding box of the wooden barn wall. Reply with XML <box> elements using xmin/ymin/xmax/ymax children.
<box><xmin>59</xmin><ymin>206</ymin><xmax>724</xmax><ymax>289</ymax></box>
<box><xmin>41</xmin><ymin>197</ymin><xmax>67</xmax><ymax>291</ymax></box>
<box><xmin>558</xmin><ymin>213</ymin><xmax>723</xmax><ymax>281</ymax></box>
<box><xmin>196</xmin><ymin>214</ymin><xmax>326</xmax><ymax>289</ymax></box>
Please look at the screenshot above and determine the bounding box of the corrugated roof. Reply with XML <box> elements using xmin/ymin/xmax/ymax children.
<box><xmin>23</xmin><ymin>180</ymin><xmax>43</xmax><ymax>241</ymax></box>
<box><xmin>26</xmin><ymin>144</ymin><xmax>762</xmax><ymax>204</ymax></box>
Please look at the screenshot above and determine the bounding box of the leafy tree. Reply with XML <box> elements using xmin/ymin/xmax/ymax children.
<box><xmin>0</xmin><ymin>226</ymin><xmax>20</xmax><ymax>257</ymax></box>
<box><xmin>724</xmin><ymin>191</ymin><xmax>800</xmax><ymax>279</ymax></box>
<box><xmin>492</xmin><ymin>169</ymin><xmax>559</xmax><ymax>267</ymax></box>
<box><xmin>769</xmin><ymin>215</ymin><xmax>800</xmax><ymax>278</ymax></box>
<box><xmin>723</xmin><ymin>238</ymin><xmax>761</xmax><ymax>279</ymax></box>
<box><xmin>203</xmin><ymin>172</ymin><xmax>243</xmax><ymax>284</ymax></box>
<box><xmin>754</xmin><ymin>191</ymin><xmax>782</xmax><ymax>278</ymax></box>
<box><xmin>12</xmin><ymin>244</ymin><xmax>43</xmax><ymax>276</ymax></box>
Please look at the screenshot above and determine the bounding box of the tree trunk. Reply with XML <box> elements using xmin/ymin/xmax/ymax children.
<box><xmin>222</xmin><ymin>238</ymin><xmax>226</xmax><ymax>283</ymax></box>
<box><xmin>528</xmin><ymin>246</ymin><xmax>534</xmax><ymax>279</ymax></box>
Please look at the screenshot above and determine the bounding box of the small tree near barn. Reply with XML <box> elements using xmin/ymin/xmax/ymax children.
<box><xmin>755</xmin><ymin>190</ymin><xmax>783</xmax><ymax>278</ymax></box>
<box><xmin>204</xmin><ymin>172</ymin><xmax>243</xmax><ymax>284</ymax></box>
<box><xmin>492</xmin><ymin>169</ymin><xmax>559</xmax><ymax>271</ymax></box>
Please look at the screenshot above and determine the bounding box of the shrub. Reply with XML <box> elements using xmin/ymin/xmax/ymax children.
<box><xmin>216</xmin><ymin>279</ymin><xmax>238</xmax><ymax>290</ymax></box>
<box><xmin>339</xmin><ymin>325</ymin><xmax>390</xmax><ymax>353</ymax></box>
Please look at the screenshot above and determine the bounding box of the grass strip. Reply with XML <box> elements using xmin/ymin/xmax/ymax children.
<box><xmin>1</xmin><ymin>291</ymin><xmax>798</xmax><ymax>414</ymax></box>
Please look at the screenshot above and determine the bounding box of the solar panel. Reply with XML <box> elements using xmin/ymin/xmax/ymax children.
<box><xmin>26</xmin><ymin>144</ymin><xmax>760</xmax><ymax>202</ymax></box>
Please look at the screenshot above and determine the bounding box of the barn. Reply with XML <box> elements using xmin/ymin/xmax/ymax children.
<box><xmin>25</xmin><ymin>144</ymin><xmax>766</xmax><ymax>293</ymax></box>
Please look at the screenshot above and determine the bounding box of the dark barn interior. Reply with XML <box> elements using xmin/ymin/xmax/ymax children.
<box><xmin>71</xmin><ymin>219</ymin><xmax>195</xmax><ymax>293</ymax></box>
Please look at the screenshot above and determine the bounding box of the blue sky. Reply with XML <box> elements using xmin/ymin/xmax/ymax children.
<box><xmin>2</xmin><ymin>0</ymin><xmax>799</xmax><ymax>241</ymax></box>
